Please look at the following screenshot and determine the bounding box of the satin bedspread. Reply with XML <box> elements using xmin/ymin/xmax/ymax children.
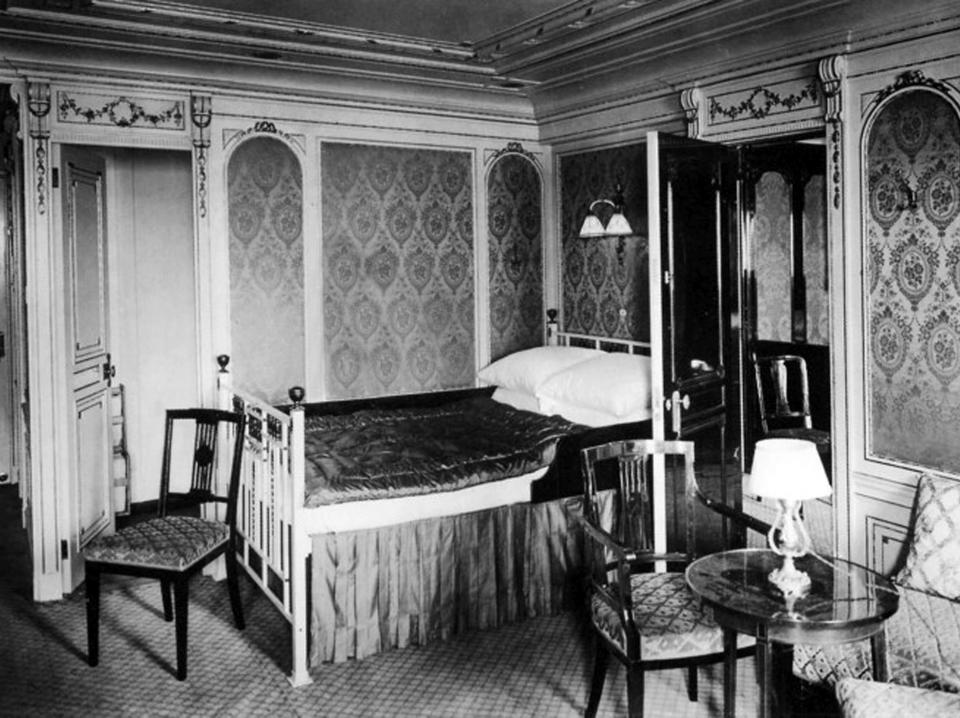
<box><xmin>302</xmin><ymin>396</ymin><xmax>582</xmax><ymax>507</ymax></box>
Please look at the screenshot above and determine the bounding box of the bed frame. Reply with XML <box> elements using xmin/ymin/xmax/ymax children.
<box><xmin>215</xmin><ymin>328</ymin><xmax>651</xmax><ymax>687</ymax></box>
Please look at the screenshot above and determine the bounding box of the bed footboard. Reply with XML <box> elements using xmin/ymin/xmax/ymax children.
<box><xmin>216</xmin><ymin>357</ymin><xmax>311</xmax><ymax>687</ymax></box>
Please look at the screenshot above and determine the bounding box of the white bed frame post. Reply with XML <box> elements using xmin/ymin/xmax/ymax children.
<box><xmin>286</xmin><ymin>386</ymin><xmax>311</xmax><ymax>687</ymax></box>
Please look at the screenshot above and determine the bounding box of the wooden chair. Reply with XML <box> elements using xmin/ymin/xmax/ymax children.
<box><xmin>752</xmin><ymin>353</ymin><xmax>830</xmax><ymax>451</ymax></box>
<box><xmin>580</xmin><ymin>439</ymin><xmax>756</xmax><ymax>718</ymax></box>
<box><xmin>83</xmin><ymin>408</ymin><xmax>246</xmax><ymax>681</ymax></box>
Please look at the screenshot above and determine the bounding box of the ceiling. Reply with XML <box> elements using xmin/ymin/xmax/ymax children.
<box><xmin>3</xmin><ymin>0</ymin><xmax>959</xmax><ymax>110</ymax></box>
<box><xmin>169</xmin><ymin>0</ymin><xmax>571</xmax><ymax>45</ymax></box>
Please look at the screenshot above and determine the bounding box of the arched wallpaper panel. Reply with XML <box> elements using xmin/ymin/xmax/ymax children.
<box><xmin>559</xmin><ymin>143</ymin><xmax>649</xmax><ymax>341</ymax></box>
<box><xmin>866</xmin><ymin>88</ymin><xmax>960</xmax><ymax>472</ymax></box>
<box><xmin>487</xmin><ymin>153</ymin><xmax>543</xmax><ymax>362</ymax></box>
<box><xmin>228</xmin><ymin>136</ymin><xmax>305</xmax><ymax>404</ymax></box>
<box><xmin>321</xmin><ymin>143</ymin><xmax>474</xmax><ymax>399</ymax></box>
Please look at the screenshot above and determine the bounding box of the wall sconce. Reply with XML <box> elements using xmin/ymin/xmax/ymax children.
<box><xmin>579</xmin><ymin>183</ymin><xmax>634</xmax><ymax>265</ymax></box>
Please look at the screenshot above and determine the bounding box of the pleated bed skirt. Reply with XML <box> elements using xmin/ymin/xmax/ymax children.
<box><xmin>310</xmin><ymin>494</ymin><xmax>586</xmax><ymax>664</ymax></box>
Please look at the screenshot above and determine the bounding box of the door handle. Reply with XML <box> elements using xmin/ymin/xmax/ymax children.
<box><xmin>690</xmin><ymin>358</ymin><xmax>714</xmax><ymax>373</ymax></box>
<box><xmin>667</xmin><ymin>390</ymin><xmax>691</xmax><ymax>435</ymax></box>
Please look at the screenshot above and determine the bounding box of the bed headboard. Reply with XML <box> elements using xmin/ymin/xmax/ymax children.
<box><xmin>545</xmin><ymin>307</ymin><xmax>650</xmax><ymax>355</ymax></box>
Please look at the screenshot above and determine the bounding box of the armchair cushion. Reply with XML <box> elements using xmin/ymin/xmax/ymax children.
<box><xmin>896</xmin><ymin>473</ymin><xmax>960</xmax><ymax>600</ymax></box>
<box><xmin>590</xmin><ymin>571</ymin><xmax>753</xmax><ymax>661</ymax></box>
<box><xmin>835</xmin><ymin>677</ymin><xmax>960</xmax><ymax>718</ymax></box>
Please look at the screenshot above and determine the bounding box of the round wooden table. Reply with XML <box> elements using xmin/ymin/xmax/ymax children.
<box><xmin>685</xmin><ymin>548</ymin><xmax>900</xmax><ymax>718</ymax></box>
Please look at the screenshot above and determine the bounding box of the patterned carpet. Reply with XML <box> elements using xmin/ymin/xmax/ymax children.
<box><xmin>0</xmin><ymin>486</ymin><xmax>840</xmax><ymax>717</ymax></box>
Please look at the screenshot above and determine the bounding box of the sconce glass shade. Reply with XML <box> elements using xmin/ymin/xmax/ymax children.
<box><xmin>605</xmin><ymin>212</ymin><xmax>633</xmax><ymax>237</ymax></box>
<box><xmin>578</xmin><ymin>212</ymin><xmax>607</xmax><ymax>238</ymax></box>
<box><xmin>746</xmin><ymin>438</ymin><xmax>831</xmax><ymax>501</ymax></box>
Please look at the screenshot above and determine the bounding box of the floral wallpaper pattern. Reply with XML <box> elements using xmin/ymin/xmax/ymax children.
<box><xmin>559</xmin><ymin>144</ymin><xmax>649</xmax><ymax>341</ymax></box>
<box><xmin>488</xmin><ymin>153</ymin><xmax>543</xmax><ymax>361</ymax></box>
<box><xmin>228</xmin><ymin>137</ymin><xmax>304</xmax><ymax>403</ymax></box>
<box><xmin>752</xmin><ymin>171</ymin><xmax>828</xmax><ymax>344</ymax></box>
<box><xmin>867</xmin><ymin>89</ymin><xmax>960</xmax><ymax>471</ymax></box>
<box><xmin>804</xmin><ymin>176</ymin><xmax>829</xmax><ymax>345</ymax></box>
<box><xmin>322</xmin><ymin>144</ymin><xmax>474</xmax><ymax>398</ymax></box>
<box><xmin>753</xmin><ymin>172</ymin><xmax>793</xmax><ymax>342</ymax></box>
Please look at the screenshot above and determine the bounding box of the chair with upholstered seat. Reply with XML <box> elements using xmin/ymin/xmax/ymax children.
<box><xmin>580</xmin><ymin>439</ymin><xmax>756</xmax><ymax>718</ymax></box>
<box><xmin>83</xmin><ymin>407</ymin><xmax>246</xmax><ymax>681</ymax></box>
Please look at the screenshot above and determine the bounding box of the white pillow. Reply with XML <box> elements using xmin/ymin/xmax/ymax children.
<box><xmin>490</xmin><ymin>386</ymin><xmax>541</xmax><ymax>413</ymax></box>
<box><xmin>477</xmin><ymin>346</ymin><xmax>605</xmax><ymax>396</ymax></box>
<box><xmin>536</xmin><ymin>352</ymin><xmax>652</xmax><ymax>418</ymax></box>
<box><xmin>538</xmin><ymin>396</ymin><xmax>653</xmax><ymax>427</ymax></box>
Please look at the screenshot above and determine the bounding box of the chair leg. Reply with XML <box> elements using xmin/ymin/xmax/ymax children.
<box><xmin>161</xmin><ymin>579</ymin><xmax>173</xmax><ymax>622</ymax></box>
<box><xmin>174</xmin><ymin>578</ymin><xmax>189</xmax><ymax>681</ymax></box>
<box><xmin>585</xmin><ymin>642</ymin><xmax>609</xmax><ymax>718</ymax></box>
<box><xmin>85</xmin><ymin>565</ymin><xmax>100</xmax><ymax>667</ymax></box>
<box><xmin>225</xmin><ymin>550</ymin><xmax>245</xmax><ymax>630</ymax></box>
<box><xmin>626</xmin><ymin>664</ymin><xmax>644</xmax><ymax>718</ymax></box>
<box><xmin>723</xmin><ymin>628</ymin><xmax>738</xmax><ymax>718</ymax></box>
<box><xmin>687</xmin><ymin>663</ymin><xmax>698</xmax><ymax>702</ymax></box>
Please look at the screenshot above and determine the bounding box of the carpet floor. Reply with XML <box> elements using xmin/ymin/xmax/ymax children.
<box><xmin>0</xmin><ymin>486</ymin><xmax>841</xmax><ymax>717</ymax></box>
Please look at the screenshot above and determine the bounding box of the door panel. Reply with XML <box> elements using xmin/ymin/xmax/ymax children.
<box><xmin>647</xmin><ymin>131</ymin><xmax>741</xmax><ymax>554</ymax></box>
<box><xmin>61</xmin><ymin>147</ymin><xmax>113</xmax><ymax>592</ymax></box>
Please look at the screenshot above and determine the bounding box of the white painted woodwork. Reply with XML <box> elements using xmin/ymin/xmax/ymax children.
<box><xmin>5</xmin><ymin>3</ymin><xmax>960</xmax><ymax>599</ymax></box>
<box><xmin>106</xmin><ymin>148</ymin><xmax>198</xmax><ymax>505</ymax></box>
<box><xmin>61</xmin><ymin>147</ymin><xmax>113</xmax><ymax>593</ymax></box>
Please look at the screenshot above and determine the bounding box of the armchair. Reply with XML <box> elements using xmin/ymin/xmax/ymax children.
<box><xmin>579</xmin><ymin>439</ymin><xmax>759</xmax><ymax>717</ymax></box>
<box><xmin>792</xmin><ymin>472</ymin><xmax>960</xmax><ymax>716</ymax></box>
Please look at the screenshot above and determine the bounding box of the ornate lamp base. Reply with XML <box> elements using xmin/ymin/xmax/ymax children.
<box><xmin>768</xmin><ymin>555</ymin><xmax>812</xmax><ymax>600</ymax></box>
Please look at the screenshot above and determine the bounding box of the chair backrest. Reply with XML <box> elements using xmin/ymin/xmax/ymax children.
<box><xmin>158</xmin><ymin>408</ymin><xmax>245</xmax><ymax>525</ymax></box>
<box><xmin>580</xmin><ymin>439</ymin><xmax>697</xmax><ymax>563</ymax></box>
<box><xmin>752</xmin><ymin>353</ymin><xmax>813</xmax><ymax>434</ymax></box>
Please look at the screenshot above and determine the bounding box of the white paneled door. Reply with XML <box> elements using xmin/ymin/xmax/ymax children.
<box><xmin>61</xmin><ymin>147</ymin><xmax>113</xmax><ymax>593</ymax></box>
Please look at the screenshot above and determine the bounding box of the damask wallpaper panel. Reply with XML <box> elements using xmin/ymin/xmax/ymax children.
<box><xmin>753</xmin><ymin>171</ymin><xmax>793</xmax><ymax>342</ymax></box>
<box><xmin>488</xmin><ymin>153</ymin><xmax>543</xmax><ymax>361</ymax></box>
<box><xmin>866</xmin><ymin>89</ymin><xmax>960</xmax><ymax>472</ymax></box>
<box><xmin>804</xmin><ymin>175</ymin><xmax>829</xmax><ymax>345</ymax></box>
<box><xmin>559</xmin><ymin>144</ymin><xmax>649</xmax><ymax>341</ymax></box>
<box><xmin>321</xmin><ymin>143</ymin><xmax>474</xmax><ymax>399</ymax></box>
<box><xmin>228</xmin><ymin>137</ymin><xmax>305</xmax><ymax>404</ymax></box>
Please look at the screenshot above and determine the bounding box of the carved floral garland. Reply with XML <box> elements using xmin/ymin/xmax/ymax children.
<box><xmin>57</xmin><ymin>93</ymin><xmax>184</xmax><ymax>129</ymax></box>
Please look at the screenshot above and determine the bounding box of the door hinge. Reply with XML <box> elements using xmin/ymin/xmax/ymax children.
<box><xmin>60</xmin><ymin>539</ymin><xmax>68</xmax><ymax>560</ymax></box>
<box><xmin>52</xmin><ymin>167</ymin><xmax>59</xmax><ymax>189</ymax></box>
<box><xmin>664</xmin><ymin>270</ymin><xmax>671</xmax><ymax>285</ymax></box>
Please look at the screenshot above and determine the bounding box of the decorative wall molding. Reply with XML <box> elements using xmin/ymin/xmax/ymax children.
<box><xmin>222</xmin><ymin>122</ymin><xmax>306</xmax><ymax>155</ymax></box>
<box><xmin>873</xmin><ymin>69</ymin><xmax>954</xmax><ymax>108</ymax></box>
<box><xmin>56</xmin><ymin>91</ymin><xmax>185</xmax><ymax>130</ymax></box>
<box><xmin>708</xmin><ymin>78</ymin><xmax>820</xmax><ymax>125</ymax></box>
<box><xmin>27</xmin><ymin>82</ymin><xmax>51</xmax><ymax>216</ymax></box>
<box><xmin>483</xmin><ymin>141</ymin><xmax>541</xmax><ymax>171</ymax></box>
<box><xmin>680</xmin><ymin>86</ymin><xmax>702</xmax><ymax>139</ymax></box>
<box><xmin>819</xmin><ymin>54</ymin><xmax>846</xmax><ymax>210</ymax></box>
<box><xmin>682</xmin><ymin>68</ymin><xmax>826</xmax><ymax>142</ymax></box>
<box><xmin>191</xmin><ymin>94</ymin><xmax>212</xmax><ymax>219</ymax></box>
<box><xmin>866</xmin><ymin>515</ymin><xmax>908</xmax><ymax>575</ymax></box>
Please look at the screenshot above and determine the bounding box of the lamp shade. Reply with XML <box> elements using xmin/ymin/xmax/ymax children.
<box><xmin>579</xmin><ymin>213</ymin><xmax>606</xmax><ymax>238</ymax></box>
<box><xmin>605</xmin><ymin>212</ymin><xmax>633</xmax><ymax>236</ymax></box>
<box><xmin>747</xmin><ymin>438</ymin><xmax>832</xmax><ymax>501</ymax></box>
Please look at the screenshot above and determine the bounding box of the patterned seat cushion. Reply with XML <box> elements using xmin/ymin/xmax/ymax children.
<box><xmin>590</xmin><ymin>571</ymin><xmax>754</xmax><ymax>661</ymax></box>
<box><xmin>835</xmin><ymin>677</ymin><xmax>960</xmax><ymax>718</ymax></box>
<box><xmin>83</xmin><ymin>516</ymin><xmax>228</xmax><ymax>570</ymax></box>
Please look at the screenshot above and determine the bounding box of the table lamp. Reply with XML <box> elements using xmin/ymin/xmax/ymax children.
<box><xmin>747</xmin><ymin>438</ymin><xmax>832</xmax><ymax>599</ymax></box>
